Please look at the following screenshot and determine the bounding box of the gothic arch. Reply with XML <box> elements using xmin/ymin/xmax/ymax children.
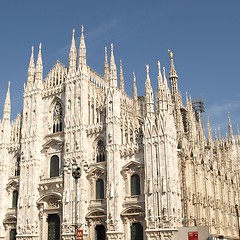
<box><xmin>49</xmin><ymin>98</ymin><xmax>64</xmax><ymax>133</ymax></box>
<box><xmin>37</xmin><ymin>192</ymin><xmax>62</xmax><ymax>205</ymax></box>
<box><xmin>86</xmin><ymin>209</ymin><xmax>107</xmax><ymax>240</ymax></box>
<box><xmin>36</xmin><ymin>193</ymin><xmax>62</xmax><ymax>240</ymax></box>
<box><xmin>6</xmin><ymin>179</ymin><xmax>19</xmax><ymax>192</ymax></box>
<box><xmin>93</xmin><ymin>138</ymin><xmax>106</xmax><ymax>163</ymax></box>
<box><xmin>121</xmin><ymin>205</ymin><xmax>145</xmax><ymax>239</ymax></box>
<box><xmin>86</xmin><ymin>209</ymin><xmax>106</xmax><ymax>219</ymax></box>
<box><xmin>3</xmin><ymin>216</ymin><xmax>17</xmax><ymax>230</ymax></box>
<box><xmin>121</xmin><ymin>205</ymin><xmax>144</xmax><ymax>217</ymax></box>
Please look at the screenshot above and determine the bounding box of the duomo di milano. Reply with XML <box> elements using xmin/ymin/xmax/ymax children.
<box><xmin>0</xmin><ymin>26</ymin><xmax>239</xmax><ymax>240</ymax></box>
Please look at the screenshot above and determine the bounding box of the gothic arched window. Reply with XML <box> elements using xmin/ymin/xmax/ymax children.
<box><xmin>50</xmin><ymin>155</ymin><xmax>60</xmax><ymax>178</ymax></box>
<box><xmin>96</xmin><ymin>140</ymin><xmax>106</xmax><ymax>162</ymax></box>
<box><xmin>131</xmin><ymin>174</ymin><xmax>140</xmax><ymax>196</ymax></box>
<box><xmin>53</xmin><ymin>102</ymin><xmax>63</xmax><ymax>133</ymax></box>
<box><xmin>12</xmin><ymin>190</ymin><xmax>18</xmax><ymax>208</ymax></box>
<box><xmin>96</xmin><ymin>179</ymin><xmax>104</xmax><ymax>199</ymax></box>
<box><xmin>15</xmin><ymin>156</ymin><xmax>20</xmax><ymax>176</ymax></box>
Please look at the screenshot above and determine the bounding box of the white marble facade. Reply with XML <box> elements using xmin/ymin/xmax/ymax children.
<box><xmin>0</xmin><ymin>27</ymin><xmax>239</xmax><ymax>240</ymax></box>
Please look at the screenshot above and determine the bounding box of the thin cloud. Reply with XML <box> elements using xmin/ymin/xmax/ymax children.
<box><xmin>204</xmin><ymin>98</ymin><xmax>240</xmax><ymax>136</ymax></box>
<box><xmin>206</xmin><ymin>100</ymin><xmax>240</xmax><ymax>117</ymax></box>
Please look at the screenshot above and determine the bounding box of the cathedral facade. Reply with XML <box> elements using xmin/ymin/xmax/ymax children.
<box><xmin>0</xmin><ymin>27</ymin><xmax>239</xmax><ymax>240</ymax></box>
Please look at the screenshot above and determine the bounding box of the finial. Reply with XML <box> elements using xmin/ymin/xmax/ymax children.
<box><xmin>146</xmin><ymin>64</ymin><xmax>149</xmax><ymax>75</ymax></box>
<box><xmin>72</xmin><ymin>28</ymin><xmax>75</xmax><ymax>35</ymax></box>
<box><xmin>81</xmin><ymin>25</ymin><xmax>84</xmax><ymax>34</ymax></box>
<box><xmin>168</xmin><ymin>49</ymin><xmax>173</xmax><ymax>59</ymax></box>
<box><xmin>157</xmin><ymin>60</ymin><xmax>161</xmax><ymax>75</ymax></box>
<box><xmin>31</xmin><ymin>46</ymin><xmax>34</xmax><ymax>54</ymax></box>
<box><xmin>39</xmin><ymin>43</ymin><xmax>42</xmax><ymax>51</ymax></box>
<box><xmin>8</xmin><ymin>81</ymin><xmax>10</xmax><ymax>88</ymax></box>
<box><xmin>163</xmin><ymin>66</ymin><xmax>166</xmax><ymax>77</ymax></box>
<box><xmin>111</xmin><ymin>43</ymin><xmax>114</xmax><ymax>54</ymax></box>
<box><xmin>133</xmin><ymin>71</ymin><xmax>138</xmax><ymax>104</ymax></box>
<box><xmin>133</xmin><ymin>72</ymin><xmax>136</xmax><ymax>81</ymax></box>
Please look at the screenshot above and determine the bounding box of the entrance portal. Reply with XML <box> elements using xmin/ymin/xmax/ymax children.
<box><xmin>95</xmin><ymin>224</ymin><xmax>106</xmax><ymax>240</ymax></box>
<box><xmin>47</xmin><ymin>214</ymin><xmax>60</xmax><ymax>240</ymax></box>
<box><xmin>131</xmin><ymin>222</ymin><xmax>143</xmax><ymax>240</ymax></box>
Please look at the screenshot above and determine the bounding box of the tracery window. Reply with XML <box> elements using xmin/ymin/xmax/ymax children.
<box><xmin>96</xmin><ymin>179</ymin><xmax>104</xmax><ymax>199</ymax></box>
<box><xmin>96</xmin><ymin>140</ymin><xmax>106</xmax><ymax>162</ymax></box>
<box><xmin>50</xmin><ymin>155</ymin><xmax>60</xmax><ymax>178</ymax></box>
<box><xmin>131</xmin><ymin>174</ymin><xmax>140</xmax><ymax>196</ymax></box>
<box><xmin>53</xmin><ymin>102</ymin><xmax>63</xmax><ymax>133</ymax></box>
<box><xmin>12</xmin><ymin>190</ymin><xmax>18</xmax><ymax>208</ymax></box>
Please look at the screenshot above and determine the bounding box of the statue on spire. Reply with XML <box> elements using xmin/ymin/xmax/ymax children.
<box><xmin>168</xmin><ymin>49</ymin><xmax>173</xmax><ymax>59</ymax></box>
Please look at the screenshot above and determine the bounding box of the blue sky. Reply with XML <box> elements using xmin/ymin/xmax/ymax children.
<box><xmin>0</xmin><ymin>1</ymin><xmax>240</xmax><ymax>136</ymax></box>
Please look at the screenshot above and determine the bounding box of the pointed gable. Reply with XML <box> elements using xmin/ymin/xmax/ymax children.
<box><xmin>44</xmin><ymin>61</ymin><xmax>67</xmax><ymax>88</ymax></box>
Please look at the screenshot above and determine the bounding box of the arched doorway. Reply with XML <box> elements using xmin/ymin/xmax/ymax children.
<box><xmin>121</xmin><ymin>207</ymin><xmax>145</xmax><ymax>240</ymax></box>
<box><xmin>37</xmin><ymin>193</ymin><xmax>62</xmax><ymax>240</ymax></box>
<box><xmin>9</xmin><ymin>229</ymin><xmax>16</xmax><ymax>240</ymax></box>
<box><xmin>95</xmin><ymin>224</ymin><xmax>106</xmax><ymax>240</ymax></box>
<box><xmin>131</xmin><ymin>222</ymin><xmax>143</xmax><ymax>240</ymax></box>
<box><xmin>47</xmin><ymin>214</ymin><xmax>60</xmax><ymax>240</ymax></box>
<box><xmin>86</xmin><ymin>210</ymin><xmax>107</xmax><ymax>240</ymax></box>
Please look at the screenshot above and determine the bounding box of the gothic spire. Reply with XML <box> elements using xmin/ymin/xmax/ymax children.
<box><xmin>145</xmin><ymin>64</ymin><xmax>151</xmax><ymax>92</ymax></box>
<box><xmin>35</xmin><ymin>43</ymin><xmax>43</xmax><ymax>81</ymax></box>
<box><xmin>133</xmin><ymin>72</ymin><xmax>138</xmax><ymax>101</ymax></box>
<box><xmin>2</xmin><ymin>82</ymin><xmax>11</xmax><ymax>121</ymax></box>
<box><xmin>27</xmin><ymin>46</ymin><xmax>35</xmax><ymax>83</ymax></box>
<box><xmin>133</xmin><ymin>72</ymin><xmax>138</xmax><ymax>113</ymax></box>
<box><xmin>168</xmin><ymin>49</ymin><xmax>179</xmax><ymax>98</ymax></box>
<box><xmin>109</xmin><ymin>44</ymin><xmax>117</xmax><ymax>88</ymax></box>
<box><xmin>78</xmin><ymin>25</ymin><xmax>86</xmax><ymax>68</ymax></box>
<box><xmin>157</xmin><ymin>60</ymin><xmax>163</xmax><ymax>90</ymax></box>
<box><xmin>168</xmin><ymin>49</ymin><xmax>178</xmax><ymax>79</ymax></box>
<box><xmin>69</xmin><ymin>29</ymin><xmax>77</xmax><ymax>70</ymax></box>
<box><xmin>104</xmin><ymin>47</ymin><xmax>109</xmax><ymax>80</ymax></box>
<box><xmin>145</xmin><ymin>64</ymin><xmax>154</xmax><ymax>113</ymax></box>
<box><xmin>207</xmin><ymin>117</ymin><xmax>213</xmax><ymax>145</ymax></box>
<box><xmin>156</xmin><ymin>62</ymin><xmax>171</xmax><ymax>113</ymax></box>
<box><xmin>228</xmin><ymin>112</ymin><xmax>233</xmax><ymax>138</ymax></box>
<box><xmin>119</xmin><ymin>60</ymin><xmax>125</xmax><ymax>93</ymax></box>
<box><xmin>163</xmin><ymin>67</ymin><xmax>169</xmax><ymax>90</ymax></box>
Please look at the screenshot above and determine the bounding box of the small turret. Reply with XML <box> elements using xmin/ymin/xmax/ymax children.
<box><xmin>109</xmin><ymin>44</ymin><xmax>117</xmax><ymax>88</ymax></box>
<box><xmin>69</xmin><ymin>29</ymin><xmax>77</xmax><ymax>71</ymax></box>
